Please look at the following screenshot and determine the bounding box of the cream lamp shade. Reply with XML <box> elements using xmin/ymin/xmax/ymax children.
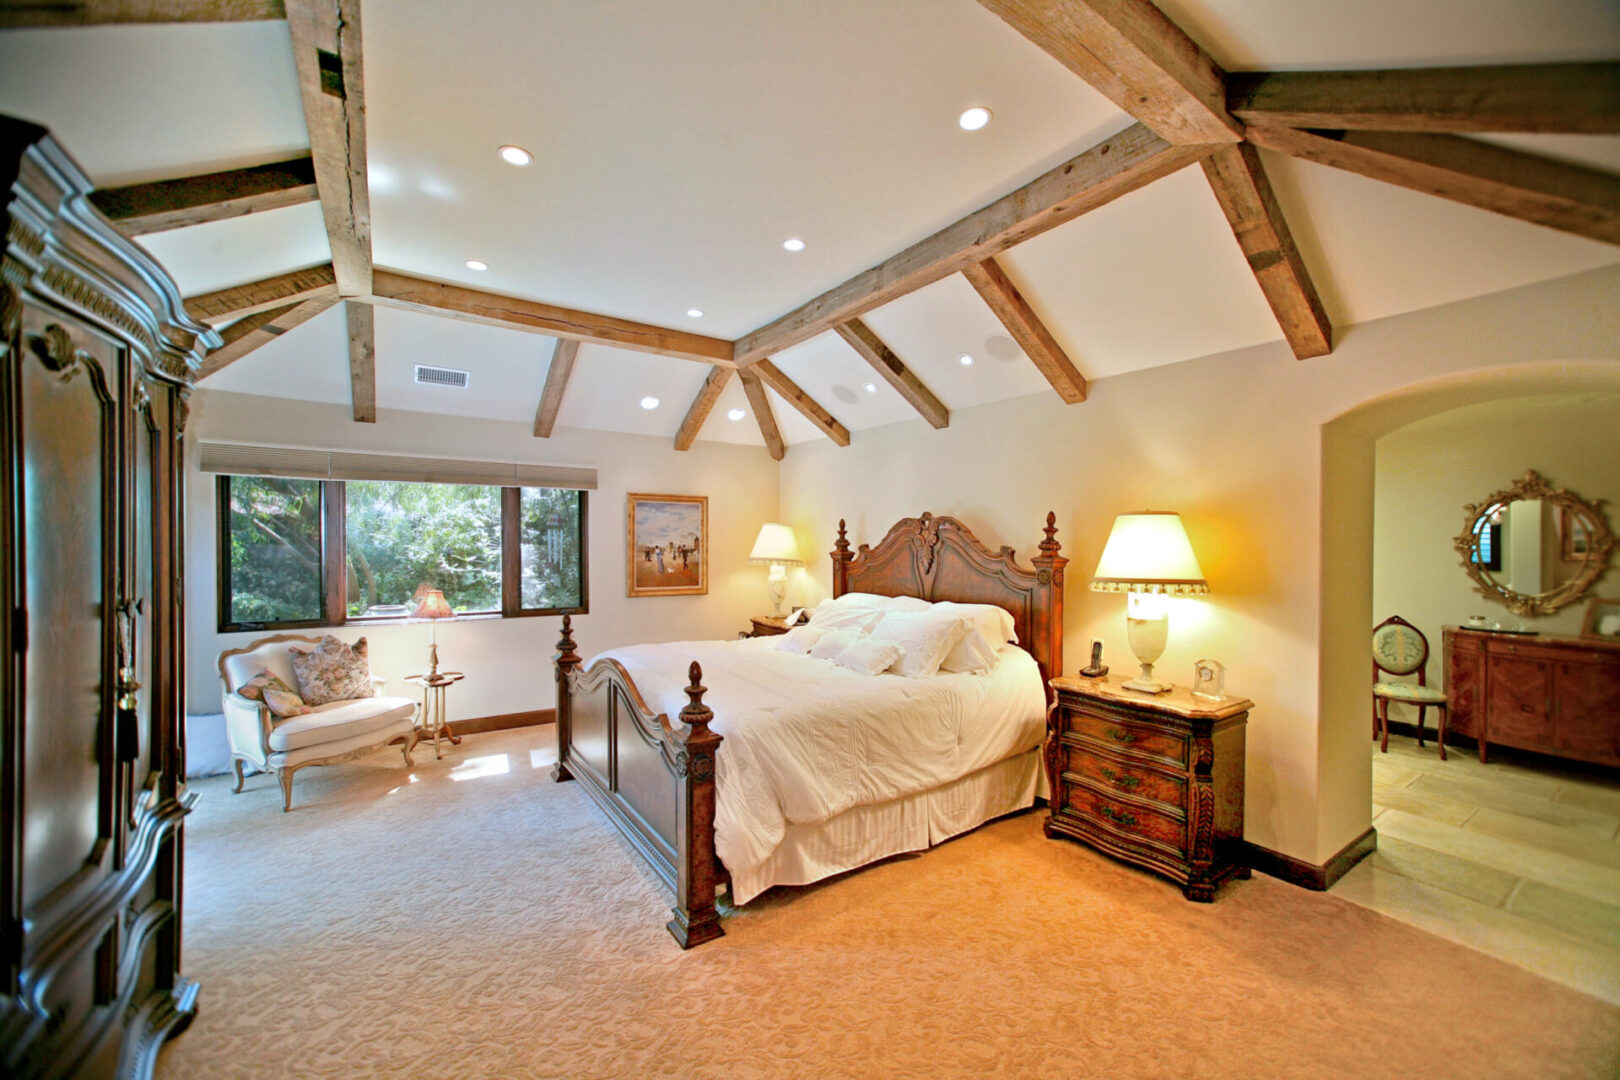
<box><xmin>748</xmin><ymin>523</ymin><xmax>803</xmax><ymax>617</ymax></box>
<box><xmin>1090</xmin><ymin>512</ymin><xmax>1207</xmax><ymax>694</ymax></box>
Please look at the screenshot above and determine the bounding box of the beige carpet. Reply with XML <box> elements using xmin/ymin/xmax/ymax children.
<box><xmin>157</xmin><ymin>726</ymin><xmax>1620</xmax><ymax>1080</ymax></box>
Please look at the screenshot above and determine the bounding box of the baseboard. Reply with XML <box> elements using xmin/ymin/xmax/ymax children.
<box><xmin>1242</xmin><ymin>826</ymin><xmax>1377</xmax><ymax>892</ymax></box>
<box><xmin>453</xmin><ymin>709</ymin><xmax>554</xmax><ymax>736</ymax></box>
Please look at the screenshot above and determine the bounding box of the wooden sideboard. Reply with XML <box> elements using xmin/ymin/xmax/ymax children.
<box><xmin>1444</xmin><ymin>627</ymin><xmax>1620</xmax><ymax>768</ymax></box>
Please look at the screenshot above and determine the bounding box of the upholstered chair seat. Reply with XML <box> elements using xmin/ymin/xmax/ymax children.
<box><xmin>1371</xmin><ymin>681</ymin><xmax>1447</xmax><ymax>705</ymax></box>
<box><xmin>219</xmin><ymin>633</ymin><xmax>419</xmax><ymax>810</ymax></box>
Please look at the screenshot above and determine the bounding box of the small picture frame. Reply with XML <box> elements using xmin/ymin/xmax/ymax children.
<box><xmin>1580</xmin><ymin>596</ymin><xmax>1620</xmax><ymax>640</ymax></box>
<box><xmin>1561</xmin><ymin>506</ymin><xmax>1593</xmax><ymax>562</ymax></box>
<box><xmin>1192</xmin><ymin>659</ymin><xmax>1226</xmax><ymax>701</ymax></box>
<box><xmin>626</xmin><ymin>493</ymin><xmax>708</xmax><ymax>597</ymax></box>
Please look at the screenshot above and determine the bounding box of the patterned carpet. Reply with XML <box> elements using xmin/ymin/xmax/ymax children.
<box><xmin>157</xmin><ymin>726</ymin><xmax>1620</xmax><ymax>1080</ymax></box>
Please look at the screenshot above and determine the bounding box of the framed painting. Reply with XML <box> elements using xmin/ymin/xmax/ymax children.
<box><xmin>1581</xmin><ymin>596</ymin><xmax>1620</xmax><ymax>640</ymax></box>
<box><xmin>626</xmin><ymin>493</ymin><xmax>708</xmax><ymax>597</ymax></box>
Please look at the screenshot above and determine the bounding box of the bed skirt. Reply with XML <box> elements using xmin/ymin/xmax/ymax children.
<box><xmin>727</xmin><ymin>745</ymin><xmax>1041</xmax><ymax>906</ymax></box>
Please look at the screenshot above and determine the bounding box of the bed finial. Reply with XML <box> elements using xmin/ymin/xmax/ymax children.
<box><xmin>831</xmin><ymin>519</ymin><xmax>854</xmax><ymax>597</ymax></box>
<box><xmin>681</xmin><ymin>662</ymin><xmax>711</xmax><ymax>726</ymax></box>
<box><xmin>555</xmin><ymin>612</ymin><xmax>580</xmax><ymax>666</ymax></box>
<box><xmin>1040</xmin><ymin>511</ymin><xmax>1061</xmax><ymax>557</ymax></box>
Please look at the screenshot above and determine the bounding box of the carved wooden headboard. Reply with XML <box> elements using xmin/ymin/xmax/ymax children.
<box><xmin>831</xmin><ymin>512</ymin><xmax>1066</xmax><ymax>701</ymax></box>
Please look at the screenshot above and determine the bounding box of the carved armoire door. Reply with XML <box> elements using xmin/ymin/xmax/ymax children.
<box><xmin>1</xmin><ymin>119</ymin><xmax>213</xmax><ymax>1080</ymax></box>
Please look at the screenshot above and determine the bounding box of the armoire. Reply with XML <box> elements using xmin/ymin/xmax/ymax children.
<box><xmin>0</xmin><ymin>118</ymin><xmax>215</xmax><ymax>1078</ymax></box>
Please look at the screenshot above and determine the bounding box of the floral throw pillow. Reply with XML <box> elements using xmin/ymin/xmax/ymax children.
<box><xmin>289</xmin><ymin>636</ymin><xmax>375</xmax><ymax>706</ymax></box>
<box><xmin>238</xmin><ymin>666</ymin><xmax>301</xmax><ymax>705</ymax></box>
<box><xmin>262</xmin><ymin>687</ymin><xmax>313</xmax><ymax>718</ymax></box>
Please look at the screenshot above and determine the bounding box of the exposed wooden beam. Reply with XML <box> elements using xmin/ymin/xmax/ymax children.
<box><xmin>367</xmin><ymin>270</ymin><xmax>735</xmax><ymax>366</ymax></box>
<box><xmin>0</xmin><ymin>0</ymin><xmax>283</xmax><ymax>26</ymax></box>
<box><xmin>1199</xmin><ymin>143</ymin><xmax>1332</xmax><ymax>360</ymax></box>
<box><xmin>184</xmin><ymin>263</ymin><xmax>337</xmax><ymax>324</ymax></box>
<box><xmin>833</xmin><ymin>320</ymin><xmax>949</xmax><ymax>429</ymax></box>
<box><xmin>737</xmin><ymin>369</ymin><xmax>784</xmax><ymax>462</ymax></box>
<box><xmin>89</xmin><ymin>156</ymin><xmax>318</xmax><ymax>236</ymax></box>
<box><xmin>1228</xmin><ymin>63</ymin><xmax>1620</xmax><ymax>135</ymax></box>
<box><xmin>532</xmin><ymin>339</ymin><xmax>579</xmax><ymax>438</ymax></box>
<box><xmin>285</xmin><ymin>0</ymin><xmax>372</xmax><ymax>295</ymax></box>
<box><xmin>674</xmin><ymin>366</ymin><xmax>734</xmax><ymax>451</ymax></box>
<box><xmin>751</xmin><ymin>360</ymin><xmax>851</xmax><ymax>447</ymax></box>
<box><xmin>734</xmin><ymin>125</ymin><xmax>1209</xmax><ymax>366</ymax></box>
<box><xmin>976</xmin><ymin>0</ymin><xmax>1240</xmax><ymax>145</ymax></box>
<box><xmin>196</xmin><ymin>296</ymin><xmax>337</xmax><ymax>379</ymax></box>
<box><xmin>961</xmin><ymin>257</ymin><xmax>1087</xmax><ymax>404</ymax></box>
<box><xmin>347</xmin><ymin>300</ymin><xmax>375</xmax><ymax>423</ymax></box>
<box><xmin>1247</xmin><ymin>125</ymin><xmax>1620</xmax><ymax>247</ymax></box>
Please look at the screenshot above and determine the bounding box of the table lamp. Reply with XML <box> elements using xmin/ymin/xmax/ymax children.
<box><xmin>1090</xmin><ymin>512</ymin><xmax>1208</xmax><ymax>694</ymax></box>
<box><xmin>748</xmin><ymin>523</ymin><xmax>803</xmax><ymax>616</ymax></box>
<box><xmin>411</xmin><ymin>586</ymin><xmax>456</xmax><ymax>678</ymax></box>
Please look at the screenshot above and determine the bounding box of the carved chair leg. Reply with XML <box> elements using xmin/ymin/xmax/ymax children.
<box><xmin>278</xmin><ymin>767</ymin><xmax>296</xmax><ymax>812</ymax></box>
<box><xmin>1436</xmin><ymin>705</ymin><xmax>1448</xmax><ymax>761</ymax></box>
<box><xmin>401</xmin><ymin>731</ymin><xmax>417</xmax><ymax>767</ymax></box>
<box><xmin>1415</xmin><ymin>704</ymin><xmax>1426</xmax><ymax>747</ymax></box>
<box><xmin>231</xmin><ymin>758</ymin><xmax>246</xmax><ymax>793</ymax></box>
<box><xmin>1378</xmin><ymin>699</ymin><xmax>1390</xmax><ymax>754</ymax></box>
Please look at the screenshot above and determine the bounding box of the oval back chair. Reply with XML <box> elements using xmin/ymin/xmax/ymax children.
<box><xmin>1372</xmin><ymin>615</ymin><xmax>1449</xmax><ymax>760</ymax></box>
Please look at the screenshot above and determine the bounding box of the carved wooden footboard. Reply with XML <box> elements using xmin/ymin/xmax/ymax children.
<box><xmin>551</xmin><ymin>615</ymin><xmax>724</xmax><ymax>948</ymax></box>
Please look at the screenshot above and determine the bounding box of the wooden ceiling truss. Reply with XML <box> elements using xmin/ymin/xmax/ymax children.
<box><xmin>31</xmin><ymin>0</ymin><xmax>1619</xmax><ymax>450</ymax></box>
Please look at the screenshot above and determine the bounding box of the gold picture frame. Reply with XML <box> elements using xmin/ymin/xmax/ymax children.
<box><xmin>626</xmin><ymin>493</ymin><xmax>708</xmax><ymax>597</ymax></box>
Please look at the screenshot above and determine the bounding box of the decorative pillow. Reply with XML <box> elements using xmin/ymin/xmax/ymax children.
<box><xmin>770</xmin><ymin>625</ymin><xmax>829</xmax><ymax>654</ymax></box>
<box><xmin>289</xmin><ymin>635</ymin><xmax>375</xmax><ymax>706</ymax></box>
<box><xmin>808</xmin><ymin>628</ymin><xmax>862</xmax><ymax>661</ymax></box>
<box><xmin>866</xmin><ymin>611</ymin><xmax>971</xmax><ymax>678</ymax></box>
<box><xmin>833</xmin><ymin>638</ymin><xmax>905</xmax><ymax>676</ymax></box>
<box><xmin>935</xmin><ymin>602</ymin><xmax>1017</xmax><ymax>674</ymax></box>
<box><xmin>238</xmin><ymin>667</ymin><xmax>304</xmax><ymax>709</ymax></box>
<box><xmin>262</xmin><ymin>687</ymin><xmax>313</xmax><ymax>718</ymax></box>
<box><xmin>824</xmin><ymin>592</ymin><xmax>893</xmax><ymax>609</ymax></box>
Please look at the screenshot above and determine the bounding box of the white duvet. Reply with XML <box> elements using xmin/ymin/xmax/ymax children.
<box><xmin>590</xmin><ymin>637</ymin><xmax>1046</xmax><ymax>903</ymax></box>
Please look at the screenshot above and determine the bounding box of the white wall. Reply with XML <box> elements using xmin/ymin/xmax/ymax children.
<box><xmin>778</xmin><ymin>265</ymin><xmax>1620</xmax><ymax>866</ymax></box>
<box><xmin>185</xmin><ymin>392</ymin><xmax>779</xmax><ymax>719</ymax></box>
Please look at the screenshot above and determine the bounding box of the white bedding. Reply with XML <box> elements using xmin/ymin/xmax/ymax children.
<box><xmin>590</xmin><ymin>637</ymin><xmax>1046</xmax><ymax>903</ymax></box>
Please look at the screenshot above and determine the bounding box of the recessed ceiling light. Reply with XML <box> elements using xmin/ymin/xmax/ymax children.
<box><xmin>727</xmin><ymin>407</ymin><xmax>746</xmax><ymax>421</ymax></box>
<box><xmin>465</xmin><ymin>259</ymin><xmax>488</xmax><ymax>271</ymax></box>
<box><xmin>863</xmin><ymin>382</ymin><xmax>877</xmax><ymax>394</ymax></box>
<box><xmin>959</xmin><ymin>353</ymin><xmax>974</xmax><ymax>366</ymax></box>
<box><xmin>687</xmin><ymin>308</ymin><xmax>704</xmax><ymax>318</ymax></box>
<box><xmin>640</xmin><ymin>395</ymin><xmax>660</xmax><ymax>410</ymax></box>
<box><xmin>958</xmin><ymin>106</ymin><xmax>992</xmax><ymax>131</ymax></box>
<box><xmin>782</xmin><ymin>238</ymin><xmax>806</xmax><ymax>253</ymax></box>
<box><xmin>498</xmin><ymin>145</ymin><xmax>532</xmax><ymax>166</ymax></box>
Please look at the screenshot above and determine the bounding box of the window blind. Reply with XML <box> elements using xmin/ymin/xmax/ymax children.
<box><xmin>198</xmin><ymin>442</ymin><xmax>597</xmax><ymax>490</ymax></box>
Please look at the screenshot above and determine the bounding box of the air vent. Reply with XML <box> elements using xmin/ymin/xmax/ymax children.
<box><xmin>414</xmin><ymin>364</ymin><xmax>469</xmax><ymax>389</ymax></box>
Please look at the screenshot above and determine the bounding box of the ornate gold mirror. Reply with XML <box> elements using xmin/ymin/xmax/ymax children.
<box><xmin>1454</xmin><ymin>470</ymin><xmax>1615</xmax><ymax>617</ymax></box>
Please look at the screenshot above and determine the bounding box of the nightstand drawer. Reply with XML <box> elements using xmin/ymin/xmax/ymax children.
<box><xmin>1064</xmin><ymin>711</ymin><xmax>1187</xmax><ymax>767</ymax></box>
<box><xmin>1063</xmin><ymin>749</ymin><xmax>1186</xmax><ymax>810</ymax></box>
<box><xmin>1063</xmin><ymin>784</ymin><xmax>1187</xmax><ymax>857</ymax></box>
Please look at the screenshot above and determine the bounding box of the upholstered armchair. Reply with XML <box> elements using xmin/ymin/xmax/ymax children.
<box><xmin>218</xmin><ymin>633</ymin><xmax>420</xmax><ymax>811</ymax></box>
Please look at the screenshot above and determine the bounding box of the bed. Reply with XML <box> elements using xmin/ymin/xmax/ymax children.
<box><xmin>551</xmin><ymin>512</ymin><xmax>1067</xmax><ymax>947</ymax></box>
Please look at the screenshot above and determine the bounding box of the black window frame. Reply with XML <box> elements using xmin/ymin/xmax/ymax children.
<box><xmin>217</xmin><ymin>475</ymin><xmax>588</xmax><ymax>633</ymax></box>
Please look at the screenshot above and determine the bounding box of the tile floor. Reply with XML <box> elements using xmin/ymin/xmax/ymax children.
<box><xmin>1331</xmin><ymin>734</ymin><xmax>1620</xmax><ymax>1004</ymax></box>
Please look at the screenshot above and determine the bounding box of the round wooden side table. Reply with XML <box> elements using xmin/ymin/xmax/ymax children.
<box><xmin>404</xmin><ymin>671</ymin><xmax>465</xmax><ymax>759</ymax></box>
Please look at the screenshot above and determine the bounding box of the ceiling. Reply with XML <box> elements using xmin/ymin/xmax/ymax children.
<box><xmin>1</xmin><ymin>1</ymin><xmax>1617</xmax><ymax>449</ymax></box>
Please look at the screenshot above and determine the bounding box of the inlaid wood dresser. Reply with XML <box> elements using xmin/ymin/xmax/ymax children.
<box><xmin>1045</xmin><ymin>676</ymin><xmax>1250</xmax><ymax>901</ymax></box>
<box><xmin>1</xmin><ymin>120</ymin><xmax>214</xmax><ymax>1077</ymax></box>
<box><xmin>1444</xmin><ymin>626</ymin><xmax>1620</xmax><ymax>767</ymax></box>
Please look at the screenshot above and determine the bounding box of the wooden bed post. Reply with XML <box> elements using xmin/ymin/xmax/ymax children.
<box><xmin>666</xmin><ymin>661</ymin><xmax>725</xmax><ymax>949</ymax></box>
<box><xmin>552</xmin><ymin>613</ymin><xmax>580</xmax><ymax>782</ymax></box>
<box><xmin>831</xmin><ymin>518</ymin><xmax>853</xmax><ymax>597</ymax></box>
<box><xmin>1031</xmin><ymin>512</ymin><xmax>1067</xmax><ymax>703</ymax></box>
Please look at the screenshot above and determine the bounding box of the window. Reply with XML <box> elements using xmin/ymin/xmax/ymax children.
<box><xmin>217</xmin><ymin>476</ymin><xmax>587</xmax><ymax>632</ymax></box>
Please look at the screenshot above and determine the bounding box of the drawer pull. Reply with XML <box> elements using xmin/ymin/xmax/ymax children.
<box><xmin>1100</xmin><ymin>767</ymin><xmax>1140</xmax><ymax>791</ymax></box>
<box><xmin>1100</xmin><ymin>805</ymin><xmax>1137</xmax><ymax>827</ymax></box>
<box><xmin>1106</xmin><ymin>728</ymin><xmax>1137</xmax><ymax>745</ymax></box>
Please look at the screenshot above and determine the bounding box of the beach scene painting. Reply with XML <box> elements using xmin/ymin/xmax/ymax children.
<box><xmin>626</xmin><ymin>493</ymin><xmax>707</xmax><ymax>597</ymax></box>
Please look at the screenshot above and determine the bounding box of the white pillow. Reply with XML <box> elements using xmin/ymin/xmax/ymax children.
<box><xmin>769</xmin><ymin>625</ymin><xmax>828</xmax><ymax>654</ymax></box>
<box><xmin>833</xmin><ymin>638</ymin><xmax>905</xmax><ymax>676</ymax></box>
<box><xmin>935</xmin><ymin>602</ymin><xmax>1017</xmax><ymax>673</ymax></box>
<box><xmin>808</xmin><ymin>603</ymin><xmax>886</xmax><ymax>633</ymax></box>
<box><xmin>828</xmin><ymin>591</ymin><xmax>894</xmax><ymax>609</ymax></box>
<box><xmin>881</xmin><ymin>595</ymin><xmax>932</xmax><ymax>613</ymax></box>
<box><xmin>866</xmin><ymin>610</ymin><xmax>971</xmax><ymax>678</ymax></box>
<box><xmin>809</xmin><ymin>628</ymin><xmax>863</xmax><ymax>661</ymax></box>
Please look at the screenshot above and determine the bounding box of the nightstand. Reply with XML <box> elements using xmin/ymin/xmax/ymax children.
<box><xmin>1046</xmin><ymin>675</ymin><xmax>1250</xmax><ymax>901</ymax></box>
<box><xmin>746</xmin><ymin>615</ymin><xmax>791</xmax><ymax>638</ymax></box>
